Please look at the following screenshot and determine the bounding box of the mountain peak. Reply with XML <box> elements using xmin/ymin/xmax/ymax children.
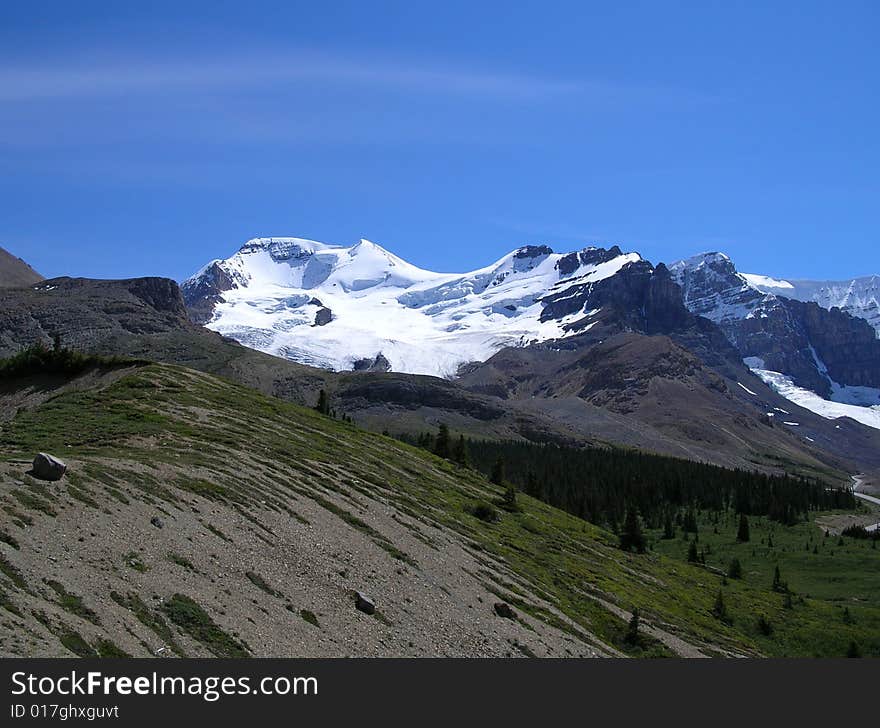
<box><xmin>0</xmin><ymin>246</ymin><xmax>44</xmax><ymax>288</ymax></box>
<box><xmin>182</xmin><ymin>235</ymin><xmax>645</xmax><ymax>376</ymax></box>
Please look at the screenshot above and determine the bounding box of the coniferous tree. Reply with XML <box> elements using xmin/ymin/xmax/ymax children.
<box><xmin>502</xmin><ymin>485</ymin><xmax>519</xmax><ymax>512</ymax></box>
<box><xmin>490</xmin><ymin>456</ymin><xmax>505</xmax><ymax>486</ymax></box>
<box><xmin>525</xmin><ymin>469</ymin><xmax>539</xmax><ymax>498</ymax></box>
<box><xmin>451</xmin><ymin>434</ymin><xmax>469</xmax><ymax>466</ymax></box>
<box><xmin>728</xmin><ymin>558</ymin><xmax>743</xmax><ymax>579</ymax></box>
<box><xmin>687</xmin><ymin>540</ymin><xmax>699</xmax><ymax>563</ymax></box>
<box><xmin>772</xmin><ymin>565</ymin><xmax>786</xmax><ymax>593</ymax></box>
<box><xmin>620</xmin><ymin>507</ymin><xmax>646</xmax><ymax>554</ymax></box>
<box><xmin>662</xmin><ymin>513</ymin><xmax>675</xmax><ymax>540</ymax></box>
<box><xmin>434</xmin><ymin>424</ymin><xmax>451</xmax><ymax>460</ymax></box>
<box><xmin>625</xmin><ymin>608</ymin><xmax>640</xmax><ymax>645</ymax></box>
<box><xmin>712</xmin><ymin>590</ymin><xmax>730</xmax><ymax>623</ymax></box>
<box><xmin>737</xmin><ymin>514</ymin><xmax>750</xmax><ymax>542</ymax></box>
<box><xmin>314</xmin><ymin>389</ymin><xmax>331</xmax><ymax>416</ymax></box>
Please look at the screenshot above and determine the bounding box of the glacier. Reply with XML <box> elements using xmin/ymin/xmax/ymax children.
<box><xmin>184</xmin><ymin>237</ymin><xmax>638</xmax><ymax>378</ymax></box>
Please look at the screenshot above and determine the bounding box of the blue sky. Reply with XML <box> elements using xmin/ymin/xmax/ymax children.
<box><xmin>1</xmin><ymin>1</ymin><xmax>877</xmax><ymax>281</ymax></box>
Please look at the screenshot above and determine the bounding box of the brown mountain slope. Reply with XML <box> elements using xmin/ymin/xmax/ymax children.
<box><xmin>458</xmin><ymin>332</ymin><xmax>880</xmax><ymax>479</ymax></box>
<box><xmin>0</xmin><ymin>247</ymin><xmax>43</xmax><ymax>288</ymax></box>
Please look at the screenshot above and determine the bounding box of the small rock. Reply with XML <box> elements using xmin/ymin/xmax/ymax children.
<box><xmin>494</xmin><ymin>602</ymin><xmax>516</xmax><ymax>620</ymax></box>
<box><xmin>314</xmin><ymin>307</ymin><xmax>333</xmax><ymax>326</ymax></box>
<box><xmin>150</xmin><ymin>516</ymin><xmax>164</xmax><ymax>529</ymax></box>
<box><xmin>31</xmin><ymin>452</ymin><xmax>67</xmax><ymax>482</ymax></box>
<box><xmin>355</xmin><ymin>591</ymin><xmax>376</xmax><ymax>615</ymax></box>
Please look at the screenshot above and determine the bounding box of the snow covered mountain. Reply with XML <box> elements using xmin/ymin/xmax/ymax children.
<box><xmin>182</xmin><ymin>237</ymin><xmax>641</xmax><ymax>377</ymax></box>
<box><xmin>670</xmin><ymin>252</ymin><xmax>880</xmax><ymax>429</ymax></box>
<box><xmin>742</xmin><ymin>274</ymin><xmax>880</xmax><ymax>336</ymax></box>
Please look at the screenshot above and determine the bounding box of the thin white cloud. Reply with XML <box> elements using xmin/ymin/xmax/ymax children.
<box><xmin>0</xmin><ymin>51</ymin><xmax>581</xmax><ymax>102</ymax></box>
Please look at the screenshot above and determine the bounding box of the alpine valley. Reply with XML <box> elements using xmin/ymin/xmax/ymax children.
<box><xmin>1</xmin><ymin>237</ymin><xmax>879</xmax><ymax>660</ymax></box>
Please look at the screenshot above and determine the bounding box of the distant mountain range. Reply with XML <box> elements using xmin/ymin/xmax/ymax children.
<box><xmin>3</xmin><ymin>238</ymin><xmax>880</xmax><ymax>480</ymax></box>
<box><xmin>182</xmin><ymin>237</ymin><xmax>880</xmax><ymax>431</ymax></box>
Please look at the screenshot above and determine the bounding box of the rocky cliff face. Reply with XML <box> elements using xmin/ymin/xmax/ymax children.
<box><xmin>541</xmin><ymin>259</ymin><xmax>693</xmax><ymax>335</ymax></box>
<box><xmin>0</xmin><ymin>276</ymin><xmax>192</xmax><ymax>356</ymax></box>
<box><xmin>745</xmin><ymin>274</ymin><xmax>880</xmax><ymax>336</ymax></box>
<box><xmin>670</xmin><ymin>253</ymin><xmax>880</xmax><ymax>398</ymax></box>
<box><xmin>180</xmin><ymin>261</ymin><xmax>239</xmax><ymax>324</ymax></box>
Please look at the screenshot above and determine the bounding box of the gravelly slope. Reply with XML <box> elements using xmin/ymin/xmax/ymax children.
<box><xmin>0</xmin><ymin>363</ymin><xmax>771</xmax><ymax>658</ymax></box>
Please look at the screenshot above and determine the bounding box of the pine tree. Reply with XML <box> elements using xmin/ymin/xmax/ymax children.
<box><xmin>314</xmin><ymin>389</ymin><xmax>330</xmax><ymax>416</ymax></box>
<box><xmin>451</xmin><ymin>434</ymin><xmax>469</xmax><ymax>467</ymax></box>
<box><xmin>772</xmin><ymin>565</ymin><xmax>787</xmax><ymax>593</ymax></box>
<box><xmin>727</xmin><ymin>558</ymin><xmax>742</xmax><ymax>579</ymax></box>
<box><xmin>502</xmin><ymin>485</ymin><xmax>519</xmax><ymax>512</ymax></box>
<box><xmin>737</xmin><ymin>513</ymin><xmax>750</xmax><ymax>542</ymax></box>
<box><xmin>525</xmin><ymin>469</ymin><xmax>539</xmax><ymax>498</ymax></box>
<box><xmin>619</xmin><ymin>507</ymin><xmax>646</xmax><ymax>554</ymax></box>
<box><xmin>687</xmin><ymin>540</ymin><xmax>699</xmax><ymax>563</ymax></box>
<box><xmin>434</xmin><ymin>424</ymin><xmax>451</xmax><ymax>460</ymax></box>
<box><xmin>625</xmin><ymin>608</ymin><xmax>640</xmax><ymax>645</ymax></box>
<box><xmin>490</xmin><ymin>456</ymin><xmax>505</xmax><ymax>486</ymax></box>
<box><xmin>712</xmin><ymin>590</ymin><xmax>729</xmax><ymax>623</ymax></box>
<box><xmin>662</xmin><ymin>513</ymin><xmax>675</xmax><ymax>540</ymax></box>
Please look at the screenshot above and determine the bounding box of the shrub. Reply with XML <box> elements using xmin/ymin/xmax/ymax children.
<box><xmin>470</xmin><ymin>501</ymin><xmax>500</xmax><ymax>523</ymax></box>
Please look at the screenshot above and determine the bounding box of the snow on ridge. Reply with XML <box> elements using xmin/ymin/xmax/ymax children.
<box><xmin>742</xmin><ymin>273</ymin><xmax>794</xmax><ymax>291</ymax></box>
<box><xmin>187</xmin><ymin>236</ymin><xmax>640</xmax><ymax>377</ymax></box>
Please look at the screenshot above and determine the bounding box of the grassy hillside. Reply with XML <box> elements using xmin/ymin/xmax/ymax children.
<box><xmin>0</xmin><ymin>362</ymin><xmax>877</xmax><ymax>657</ymax></box>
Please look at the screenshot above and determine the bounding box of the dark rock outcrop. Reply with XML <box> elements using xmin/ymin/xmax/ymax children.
<box><xmin>352</xmin><ymin>353</ymin><xmax>391</xmax><ymax>372</ymax></box>
<box><xmin>31</xmin><ymin>453</ymin><xmax>66</xmax><ymax>481</ymax></box>
<box><xmin>313</xmin><ymin>307</ymin><xmax>333</xmax><ymax>326</ymax></box>
<box><xmin>181</xmin><ymin>262</ymin><xmax>239</xmax><ymax>324</ymax></box>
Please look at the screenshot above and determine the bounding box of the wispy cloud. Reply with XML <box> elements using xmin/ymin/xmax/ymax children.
<box><xmin>0</xmin><ymin>51</ymin><xmax>581</xmax><ymax>102</ymax></box>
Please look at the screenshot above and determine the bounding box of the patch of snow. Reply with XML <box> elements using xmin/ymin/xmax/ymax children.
<box><xmin>737</xmin><ymin>382</ymin><xmax>757</xmax><ymax>396</ymax></box>
<box><xmin>750</xmin><ymin>367</ymin><xmax>880</xmax><ymax>431</ymax></box>
<box><xmin>809</xmin><ymin>345</ymin><xmax>880</xmax><ymax>407</ymax></box>
<box><xmin>742</xmin><ymin>273</ymin><xmax>794</xmax><ymax>290</ymax></box>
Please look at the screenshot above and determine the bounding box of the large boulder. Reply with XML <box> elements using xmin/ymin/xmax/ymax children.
<box><xmin>31</xmin><ymin>452</ymin><xmax>67</xmax><ymax>481</ymax></box>
<box><xmin>354</xmin><ymin>591</ymin><xmax>376</xmax><ymax>615</ymax></box>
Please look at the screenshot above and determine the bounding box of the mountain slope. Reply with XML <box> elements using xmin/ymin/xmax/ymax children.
<box><xmin>0</xmin><ymin>362</ymin><xmax>754</xmax><ymax>657</ymax></box>
<box><xmin>3</xmin><ymin>361</ymin><xmax>878</xmax><ymax>658</ymax></box>
<box><xmin>0</xmin><ymin>247</ymin><xmax>43</xmax><ymax>288</ymax></box>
